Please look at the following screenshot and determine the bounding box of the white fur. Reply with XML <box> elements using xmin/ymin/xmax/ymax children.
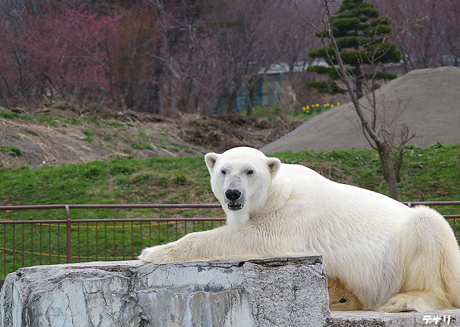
<box><xmin>139</xmin><ymin>147</ymin><xmax>460</xmax><ymax>312</ymax></box>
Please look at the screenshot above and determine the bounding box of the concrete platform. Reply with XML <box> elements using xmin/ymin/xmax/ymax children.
<box><xmin>1</xmin><ymin>257</ymin><xmax>459</xmax><ymax>326</ymax></box>
<box><xmin>329</xmin><ymin>309</ymin><xmax>460</xmax><ymax>326</ymax></box>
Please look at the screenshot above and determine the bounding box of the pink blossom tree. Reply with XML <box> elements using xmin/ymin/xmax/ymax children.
<box><xmin>0</xmin><ymin>1</ymin><xmax>162</xmax><ymax>111</ymax></box>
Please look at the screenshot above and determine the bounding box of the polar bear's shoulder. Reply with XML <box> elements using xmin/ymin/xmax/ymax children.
<box><xmin>270</xmin><ymin>163</ymin><xmax>334</xmax><ymax>204</ymax></box>
<box><xmin>278</xmin><ymin>162</ymin><xmax>330</xmax><ymax>184</ymax></box>
<box><xmin>279</xmin><ymin>162</ymin><xmax>320</xmax><ymax>175</ymax></box>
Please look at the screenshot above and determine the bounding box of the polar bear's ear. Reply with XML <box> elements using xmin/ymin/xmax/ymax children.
<box><xmin>267</xmin><ymin>157</ymin><xmax>281</xmax><ymax>177</ymax></box>
<box><xmin>204</xmin><ymin>152</ymin><xmax>219</xmax><ymax>174</ymax></box>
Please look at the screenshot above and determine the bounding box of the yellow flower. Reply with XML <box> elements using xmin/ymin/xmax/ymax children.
<box><xmin>331</xmin><ymin>105</ymin><xmax>334</xmax><ymax>108</ymax></box>
<box><xmin>306</xmin><ymin>105</ymin><xmax>310</xmax><ymax>110</ymax></box>
<box><xmin>337</xmin><ymin>102</ymin><xmax>340</xmax><ymax>106</ymax></box>
<box><xmin>302</xmin><ymin>106</ymin><xmax>306</xmax><ymax>111</ymax></box>
<box><xmin>325</xmin><ymin>103</ymin><xmax>329</xmax><ymax>107</ymax></box>
<box><xmin>315</xmin><ymin>104</ymin><xmax>319</xmax><ymax>107</ymax></box>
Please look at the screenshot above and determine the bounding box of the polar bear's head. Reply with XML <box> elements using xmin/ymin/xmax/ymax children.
<box><xmin>205</xmin><ymin>147</ymin><xmax>281</xmax><ymax>225</ymax></box>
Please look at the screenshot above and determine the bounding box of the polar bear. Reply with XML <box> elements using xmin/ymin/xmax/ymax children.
<box><xmin>328</xmin><ymin>277</ymin><xmax>363</xmax><ymax>311</ymax></box>
<box><xmin>139</xmin><ymin>146</ymin><xmax>460</xmax><ymax>312</ymax></box>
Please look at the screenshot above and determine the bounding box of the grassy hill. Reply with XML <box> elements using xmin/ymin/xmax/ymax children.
<box><xmin>1</xmin><ymin>143</ymin><xmax>459</xmax><ymax>217</ymax></box>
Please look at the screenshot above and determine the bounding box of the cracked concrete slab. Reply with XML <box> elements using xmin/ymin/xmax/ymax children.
<box><xmin>0</xmin><ymin>257</ymin><xmax>329</xmax><ymax>327</ymax></box>
<box><xmin>328</xmin><ymin>309</ymin><xmax>460</xmax><ymax>326</ymax></box>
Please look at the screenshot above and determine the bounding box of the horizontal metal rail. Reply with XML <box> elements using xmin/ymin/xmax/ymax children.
<box><xmin>0</xmin><ymin>217</ymin><xmax>227</xmax><ymax>225</ymax></box>
<box><xmin>404</xmin><ymin>202</ymin><xmax>460</xmax><ymax>219</ymax></box>
<box><xmin>404</xmin><ymin>201</ymin><xmax>460</xmax><ymax>206</ymax></box>
<box><xmin>0</xmin><ymin>203</ymin><xmax>222</xmax><ymax>211</ymax></box>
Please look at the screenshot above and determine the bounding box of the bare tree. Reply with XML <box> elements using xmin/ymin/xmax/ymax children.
<box><xmin>267</xmin><ymin>0</ymin><xmax>323</xmax><ymax>116</ymax></box>
<box><xmin>295</xmin><ymin>0</ymin><xmax>416</xmax><ymax>200</ymax></box>
<box><xmin>370</xmin><ymin>0</ymin><xmax>455</xmax><ymax>72</ymax></box>
<box><xmin>436</xmin><ymin>0</ymin><xmax>460</xmax><ymax>61</ymax></box>
<box><xmin>213</xmin><ymin>0</ymin><xmax>274</xmax><ymax>114</ymax></box>
<box><xmin>202</xmin><ymin>0</ymin><xmax>317</xmax><ymax>115</ymax></box>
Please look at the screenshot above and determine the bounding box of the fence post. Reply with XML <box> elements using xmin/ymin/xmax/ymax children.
<box><xmin>65</xmin><ymin>205</ymin><xmax>72</xmax><ymax>263</ymax></box>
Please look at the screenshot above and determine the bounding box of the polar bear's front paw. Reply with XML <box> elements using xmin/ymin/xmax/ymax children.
<box><xmin>138</xmin><ymin>245</ymin><xmax>176</xmax><ymax>264</ymax></box>
<box><xmin>377</xmin><ymin>291</ymin><xmax>453</xmax><ymax>313</ymax></box>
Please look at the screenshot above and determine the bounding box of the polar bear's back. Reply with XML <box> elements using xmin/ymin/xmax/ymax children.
<box><xmin>275</xmin><ymin>163</ymin><xmax>411</xmax><ymax>250</ymax></box>
<box><xmin>276</xmin><ymin>162</ymin><xmax>411</xmax><ymax>308</ymax></box>
<box><xmin>278</xmin><ymin>162</ymin><xmax>410</xmax><ymax>221</ymax></box>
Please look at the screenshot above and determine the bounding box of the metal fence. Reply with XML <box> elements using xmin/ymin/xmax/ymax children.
<box><xmin>1</xmin><ymin>201</ymin><xmax>460</xmax><ymax>279</ymax></box>
<box><xmin>0</xmin><ymin>204</ymin><xmax>224</xmax><ymax>279</ymax></box>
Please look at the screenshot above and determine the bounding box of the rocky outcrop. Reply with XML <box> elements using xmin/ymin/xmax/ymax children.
<box><xmin>0</xmin><ymin>256</ymin><xmax>329</xmax><ymax>327</ymax></box>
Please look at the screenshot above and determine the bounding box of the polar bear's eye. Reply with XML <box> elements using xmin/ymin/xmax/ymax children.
<box><xmin>221</xmin><ymin>170</ymin><xmax>226</xmax><ymax>175</ymax></box>
<box><xmin>247</xmin><ymin>170</ymin><xmax>254</xmax><ymax>175</ymax></box>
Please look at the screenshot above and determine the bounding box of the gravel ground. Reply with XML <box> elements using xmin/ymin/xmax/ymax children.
<box><xmin>261</xmin><ymin>66</ymin><xmax>460</xmax><ymax>153</ymax></box>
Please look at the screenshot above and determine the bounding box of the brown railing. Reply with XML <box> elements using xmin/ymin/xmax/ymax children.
<box><xmin>1</xmin><ymin>201</ymin><xmax>460</xmax><ymax>280</ymax></box>
<box><xmin>404</xmin><ymin>201</ymin><xmax>460</xmax><ymax>219</ymax></box>
<box><xmin>0</xmin><ymin>204</ymin><xmax>224</xmax><ymax>279</ymax></box>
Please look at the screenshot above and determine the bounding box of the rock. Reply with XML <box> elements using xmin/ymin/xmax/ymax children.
<box><xmin>0</xmin><ymin>256</ymin><xmax>329</xmax><ymax>327</ymax></box>
<box><xmin>327</xmin><ymin>310</ymin><xmax>460</xmax><ymax>326</ymax></box>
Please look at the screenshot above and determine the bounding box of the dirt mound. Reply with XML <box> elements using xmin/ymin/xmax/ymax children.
<box><xmin>81</xmin><ymin>103</ymin><xmax>116</xmax><ymax>120</ymax></box>
<box><xmin>0</xmin><ymin>117</ymin><xmax>208</xmax><ymax>168</ymax></box>
<box><xmin>28</xmin><ymin>101</ymin><xmax>81</xmax><ymax>118</ymax></box>
<box><xmin>262</xmin><ymin>66</ymin><xmax>460</xmax><ymax>153</ymax></box>
<box><xmin>178</xmin><ymin>114</ymin><xmax>301</xmax><ymax>152</ymax></box>
<box><xmin>0</xmin><ymin>106</ymin><xmax>300</xmax><ymax>168</ymax></box>
<box><xmin>117</xmin><ymin>110</ymin><xmax>174</xmax><ymax>123</ymax></box>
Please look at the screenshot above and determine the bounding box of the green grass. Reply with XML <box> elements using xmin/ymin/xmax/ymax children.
<box><xmin>0</xmin><ymin>109</ymin><xmax>132</xmax><ymax>129</ymax></box>
<box><xmin>82</xmin><ymin>129</ymin><xmax>96</xmax><ymax>137</ymax></box>
<box><xmin>0</xmin><ymin>146</ymin><xmax>22</xmax><ymax>157</ymax></box>
<box><xmin>1</xmin><ymin>144</ymin><xmax>459</xmax><ymax>278</ymax></box>
<box><xmin>273</xmin><ymin>144</ymin><xmax>460</xmax><ymax>203</ymax></box>
<box><xmin>0</xmin><ymin>111</ymin><xmax>26</xmax><ymax>120</ymax></box>
<box><xmin>0</xmin><ymin>143</ymin><xmax>459</xmax><ymax>215</ymax></box>
<box><xmin>0</xmin><ymin>110</ymin><xmax>61</xmax><ymax>127</ymax></box>
<box><xmin>131</xmin><ymin>142</ymin><xmax>154</xmax><ymax>150</ymax></box>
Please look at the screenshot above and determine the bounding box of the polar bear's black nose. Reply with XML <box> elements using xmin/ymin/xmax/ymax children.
<box><xmin>225</xmin><ymin>189</ymin><xmax>241</xmax><ymax>201</ymax></box>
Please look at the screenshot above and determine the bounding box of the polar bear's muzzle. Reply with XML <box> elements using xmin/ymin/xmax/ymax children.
<box><xmin>224</xmin><ymin>189</ymin><xmax>244</xmax><ymax>211</ymax></box>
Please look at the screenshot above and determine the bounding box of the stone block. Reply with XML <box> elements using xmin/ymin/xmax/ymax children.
<box><xmin>328</xmin><ymin>309</ymin><xmax>460</xmax><ymax>326</ymax></box>
<box><xmin>0</xmin><ymin>256</ymin><xmax>329</xmax><ymax>327</ymax></box>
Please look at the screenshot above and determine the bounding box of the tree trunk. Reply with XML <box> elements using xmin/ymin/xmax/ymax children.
<box><xmin>224</xmin><ymin>87</ymin><xmax>238</xmax><ymax>114</ymax></box>
<box><xmin>379</xmin><ymin>143</ymin><xmax>399</xmax><ymax>200</ymax></box>
<box><xmin>355</xmin><ymin>64</ymin><xmax>363</xmax><ymax>98</ymax></box>
<box><xmin>247</xmin><ymin>81</ymin><xmax>258</xmax><ymax>117</ymax></box>
<box><xmin>247</xmin><ymin>95</ymin><xmax>254</xmax><ymax>117</ymax></box>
